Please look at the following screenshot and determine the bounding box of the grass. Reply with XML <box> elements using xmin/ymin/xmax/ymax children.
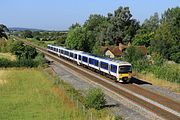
<box><xmin>45</xmin><ymin>68</ymin><xmax>115</xmax><ymax>120</ymax></box>
<box><xmin>0</xmin><ymin>53</ymin><xmax>16</xmax><ymax>61</ymax></box>
<box><xmin>136</xmin><ymin>72</ymin><xmax>180</xmax><ymax>93</ymax></box>
<box><xmin>0</xmin><ymin>68</ymin><xmax>115</xmax><ymax>120</ymax></box>
<box><xmin>44</xmin><ymin>40</ymin><xmax>55</xmax><ymax>44</ymax></box>
<box><xmin>0</xmin><ymin>68</ymin><xmax>88</xmax><ymax>120</ymax></box>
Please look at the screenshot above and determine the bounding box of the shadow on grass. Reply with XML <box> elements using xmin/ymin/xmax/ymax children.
<box><xmin>130</xmin><ymin>77</ymin><xmax>152</xmax><ymax>85</ymax></box>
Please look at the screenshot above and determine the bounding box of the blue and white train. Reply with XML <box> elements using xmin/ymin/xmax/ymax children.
<box><xmin>47</xmin><ymin>44</ymin><xmax>132</xmax><ymax>82</ymax></box>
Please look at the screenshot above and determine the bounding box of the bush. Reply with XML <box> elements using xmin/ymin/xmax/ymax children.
<box><xmin>10</xmin><ymin>41</ymin><xmax>38</xmax><ymax>60</ymax></box>
<box><xmin>84</xmin><ymin>88</ymin><xmax>106</xmax><ymax>110</ymax></box>
<box><xmin>0</xmin><ymin>58</ymin><xmax>38</xmax><ymax>68</ymax></box>
<box><xmin>34</xmin><ymin>52</ymin><xmax>46</xmax><ymax>67</ymax></box>
<box><xmin>0</xmin><ymin>58</ymin><xmax>13</xmax><ymax>67</ymax></box>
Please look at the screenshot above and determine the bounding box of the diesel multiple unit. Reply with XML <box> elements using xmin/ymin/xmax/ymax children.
<box><xmin>47</xmin><ymin>44</ymin><xmax>132</xmax><ymax>82</ymax></box>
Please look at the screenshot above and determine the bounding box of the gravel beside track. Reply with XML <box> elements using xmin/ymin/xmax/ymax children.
<box><xmin>137</xmin><ymin>84</ymin><xmax>180</xmax><ymax>102</ymax></box>
<box><xmin>48</xmin><ymin>59</ymin><xmax>149</xmax><ymax>120</ymax></box>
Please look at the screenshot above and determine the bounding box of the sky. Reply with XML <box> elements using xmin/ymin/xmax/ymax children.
<box><xmin>0</xmin><ymin>0</ymin><xmax>179</xmax><ymax>30</ymax></box>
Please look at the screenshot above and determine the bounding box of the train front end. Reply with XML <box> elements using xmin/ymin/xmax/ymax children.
<box><xmin>117</xmin><ymin>64</ymin><xmax>132</xmax><ymax>83</ymax></box>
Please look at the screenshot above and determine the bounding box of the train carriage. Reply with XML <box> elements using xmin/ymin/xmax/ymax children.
<box><xmin>47</xmin><ymin>44</ymin><xmax>132</xmax><ymax>83</ymax></box>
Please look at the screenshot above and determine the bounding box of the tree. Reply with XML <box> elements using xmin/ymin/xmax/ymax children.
<box><xmin>23</xmin><ymin>30</ymin><xmax>33</xmax><ymax>38</ymax></box>
<box><xmin>151</xmin><ymin>7</ymin><xmax>180</xmax><ymax>63</ymax></box>
<box><xmin>83</xmin><ymin>14</ymin><xmax>109</xmax><ymax>51</ymax></box>
<box><xmin>0</xmin><ymin>24</ymin><xmax>9</xmax><ymax>39</ymax></box>
<box><xmin>69</xmin><ymin>23</ymin><xmax>81</xmax><ymax>30</ymax></box>
<box><xmin>106</xmin><ymin>7</ymin><xmax>139</xmax><ymax>45</ymax></box>
<box><xmin>133</xmin><ymin>32</ymin><xmax>154</xmax><ymax>47</ymax></box>
<box><xmin>139</xmin><ymin>12</ymin><xmax>159</xmax><ymax>34</ymax></box>
<box><xmin>84</xmin><ymin>88</ymin><xmax>106</xmax><ymax>110</ymax></box>
<box><xmin>132</xmin><ymin>13</ymin><xmax>159</xmax><ymax>47</ymax></box>
<box><xmin>65</xmin><ymin>26</ymin><xmax>88</xmax><ymax>51</ymax></box>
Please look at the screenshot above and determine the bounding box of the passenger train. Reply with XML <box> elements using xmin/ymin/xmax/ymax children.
<box><xmin>47</xmin><ymin>44</ymin><xmax>132</xmax><ymax>82</ymax></box>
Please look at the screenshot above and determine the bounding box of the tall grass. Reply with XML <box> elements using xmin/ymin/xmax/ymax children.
<box><xmin>149</xmin><ymin>64</ymin><xmax>180</xmax><ymax>83</ymax></box>
<box><xmin>0</xmin><ymin>69</ymin><xmax>88</xmax><ymax>120</ymax></box>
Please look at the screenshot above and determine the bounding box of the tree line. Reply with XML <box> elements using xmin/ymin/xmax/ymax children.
<box><xmin>65</xmin><ymin>6</ymin><xmax>180</xmax><ymax>63</ymax></box>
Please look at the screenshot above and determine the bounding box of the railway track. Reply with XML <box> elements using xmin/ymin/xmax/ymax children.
<box><xmin>24</xmin><ymin>41</ymin><xmax>180</xmax><ymax>120</ymax></box>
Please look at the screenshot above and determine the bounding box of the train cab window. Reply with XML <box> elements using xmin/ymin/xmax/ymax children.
<box><xmin>100</xmin><ymin>62</ymin><xmax>108</xmax><ymax>70</ymax></box>
<box><xmin>111</xmin><ymin>64</ymin><xmax>117</xmax><ymax>73</ymax></box>
<box><xmin>78</xmin><ymin>55</ymin><xmax>81</xmax><ymax>60</ymax></box>
<box><xmin>74</xmin><ymin>54</ymin><xmax>77</xmax><ymax>59</ymax></box>
<box><xmin>70</xmin><ymin>52</ymin><xmax>73</xmax><ymax>58</ymax></box>
<box><xmin>119</xmin><ymin>66</ymin><xmax>132</xmax><ymax>73</ymax></box>
<box><xmin>82</xmin><ymin>56</ymin><xmax>88</xmax><ymax>63</ymax></box>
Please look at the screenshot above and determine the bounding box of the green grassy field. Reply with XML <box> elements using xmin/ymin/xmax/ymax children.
<box><xmin>0</xmin><ymin>69</ymin><xmax>89</xmax><ymax>120</ymax></box>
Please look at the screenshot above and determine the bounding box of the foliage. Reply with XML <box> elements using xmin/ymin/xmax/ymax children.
<box><xmin>132</xmin><ymin>12</ymin><xmax>159</xmax><ymax>48</ymax></box>
<box><xmin>123</xmin><ymin>46</ymin><xmax>148</xmax><ymax>72</ymax></box>
<box><xmin>150</xmin><ymin>64</ymin><xmax>180</xmax><ymax>83</ymax></box>
<box><xmin>34</xmin><ymin>52</ymin><xmax>46</xmax><ymax>67</ymax></box>
<box><xmin>139</xmin><ymin>12</ymin><xmax>159</xmax><ymax>34</ymax></box>
<box><xmin>84</xmin><ymin>88</ymin><xmax>106</xmax><ymax>110</ymax></box>
<box><xmin>69</xmin><ymin>23</ymin><xmax>81</xmax><ymax>30</ymax></box>
<box><xmin>0</xmin><ymin>58</ymin><xmax>38</xmax><ymax>68</ymax></box>
<box><xmin>105</xmin><ymin>7</ymin><xmax>139</xmax><ymax>45</ymax></box>
<box><xmin>10</xmin><ymin>41</ymin><xmax>37</xmax><ymax>59</ymax></box>
<box><xmin>0</xmin><ymin>24</ymin><xmax>9</xmax><ymax>39</ymax></box>
<box><xmin>132</xmin><ymin>32</ymin><xmax>154</xmax><ymax>47</ymax></box>
<box><xmin>23</xmin><ymin>30</ymin><xmax>33</xmax><ymax>38</ymax></box>
<box><xmin>151</xmin><ymin>7</ymin><xmax>180</xmax><ymax>63</ymax></box>
<box><xmin>65</xmin><ymin>26</ymin><xmax>88</xmax><ymax>51</ymax></box>
<box><xmin>151</xmin><ymin>53</ymin><xmax>165</xmax><ymax>66</ymax></box>
<box><xmin>92</xmin><ymin>41</ymin><xmax>102</xmax><ymax>56</ymax></box>
<box><xmin>54</xmin><ymin>34</ymin><xmax>67</xmax><ymax>45</ymax></box>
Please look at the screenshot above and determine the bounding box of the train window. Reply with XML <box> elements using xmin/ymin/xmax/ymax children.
<box><xmin>89</xmin><ymin>58</ymin><xmax>93</xmax><ymax>65</ymax></box>
<box><xmin>111</xmin><ymin>64</ymin><xmax>117</xmax><ymax>73</ymax></box>
<box><xmin>61</xmin><ymin>50</ymin><xmax>63</xmax><ymax>54</ymax></box>
<box><xmin>100</xmin><ymin>62</ymin><xmax>108</xmax><ymax>70</ymax></box>
<box><xmin>74</xmin><ymin>54</ymin><xmax>77</xmax><ymax>59</ymax></box>
<box><xmin>70</xmin><ymin>52</ymin><xmax>73</xmax><ymax>57</ymax></box>
<box><xmin>82</xmin><ymin>56</ymin><xmax>88</xmax><ymax>63</ymax></box>
<box><xmin>59</xmin><ymin>49</ymin><xmax>61</xmax><ymax>53</ymax></box>
<box><xmin>78</xmin><ymin>55</ymin><xmax>81</xmax><ymax>60</ymax></box>
<box><xmin>94</xmin><ymin>60</ymin><xmax>99</xmax><ymax>66</ymax></box>
<box><xmin>65</xmin><ymin>51</ymin><xmax>69</xmax><ymax>56</ymax></box>
<box><xmin>56</xmin><ymin>48</ymin><xmax>58</xmax><ymax>52</ymax></box>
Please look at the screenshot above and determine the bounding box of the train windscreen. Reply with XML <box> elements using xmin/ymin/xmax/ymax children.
<box><xmin>119</xmin><ymin>66</ymin><xmax>132</xmax><ymax>73</ymax></box>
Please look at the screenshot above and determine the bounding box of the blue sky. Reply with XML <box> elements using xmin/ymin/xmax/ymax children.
<box><xmin>0</xmin><ymin>0</ymin><xmax>179</xmax><ymax>30</ymax></box>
